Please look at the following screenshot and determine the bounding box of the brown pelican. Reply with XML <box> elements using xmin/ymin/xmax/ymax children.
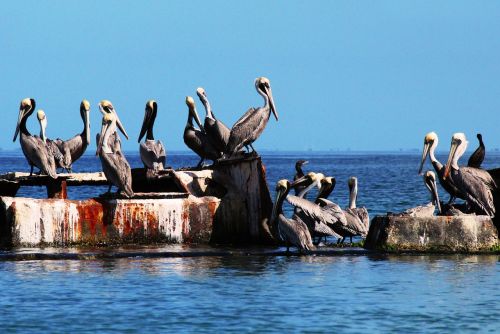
<box><xmin>293</xmin><ymin>160</ymin><xmax>309</xmax><ymax>195</ymax></box>
<box><xmin>467</xmin><ymin>133</ymin><xmax>485</xmax><ymax>169</ymax></box>
<box><xmin>184</xmin><ymin>96</ymin><xmax>221</xmax><ymax>168</ymax></box>
<box><xmin>196</xmin><ymin>87</ymin><xmax>230</xmax><ymax>154</ymax></box>
<box><xmin>138</xmin><ymin>100</ymin><xmax>166</xmax><ymax>171</ymax></box>
<box><xmin>36</xmin><ymin>110</ymin><xmax>71</xmax><ymax>172</ymax></box>
<box><xmin>225</xmin><ymin>77</ymin><xmax>278</xmax><ymax>156</ymax></box>
<box><xmin>51</xmin><ymin>100</ymin><xmax>91</xmax><ymax>172</ymax></box>
<box><xmin>13</xmin><ymin>98</ymin><xmax>57</xmax><ymax>178</ymax></box>
<box><xmin>444</xmin><ymin>133</ymin><xmax>497</xmax><ymax>217</ymax></box>
<box><xmin>401</xmin><ymin>171</ymin><xmax>441</xmax><ymax>217</ymax></box>
<box><xmin>96</xmin><ymin>100</ymin><xmax>133</xmax><ymax>198</ymax></box>
<box><xmin>272</xmin><ymin>179</ymin><xmax>315</xmax><ymax>253</ymax></box>
<box><xmin>418</xmin><ymin>132</ymin><xmax>464</xmax><ymax>203</ymax></box>
<box><xmin>346</xmin><ymin>177</ymin><xmax>370</xmax><ymax>232</ymax></box>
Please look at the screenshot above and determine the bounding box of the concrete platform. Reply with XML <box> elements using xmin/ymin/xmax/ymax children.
<box><xmin>365</xmin><ymin>214</ymin><xmax>499</xmax><ymax>252</ymax></box>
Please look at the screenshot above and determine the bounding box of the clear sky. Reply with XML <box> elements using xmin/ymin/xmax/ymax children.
<box><xmin>1</xmin><ymin>1</ymin><xmax>499</xmax><ymax>152</ymax></box>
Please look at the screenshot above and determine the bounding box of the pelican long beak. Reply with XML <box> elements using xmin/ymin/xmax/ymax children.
<box><xmin>13</xmin><ymin>108</ymin><xmax>24</xmax><ymax>142</ymax></box>
<box><xmin>264</xmin><ymin>85</ymin><xmax>278</xmax><ymax>121</ymax></box>
<box><xmin>431</xmin><ymin>178</ymin><xmax>441</xmax><ymax>214</ymax></box>
<box><xmin>271</xmin><ymin>188</ymin><xmax>283</xmax><ymax>223</ymax></box>
<box><xmin>114</xmin><ymin>113</ymin><xmax>129</xmax><ymax>140</ymax></box>
<box><xmin>84</xmin><ymin>110</ymin><xmax>91</xmax><ymax>145</ymax></box>
<box><xmin>39</xmin><ymin>118</ymin><xmax>47</xmax><ymax>143</ymax></box>
<box><xmin>443</xmin><ymin>141</ymin><xmax>459</xmax><ymax>180</ymax></box>
<box><xmin>418</xmin><ymin>142</ymin><xmax>430</xmax><ymax>175</ymax></box>
<box><xmin>191</xmin><ymin>105</ymin><xmax>205</xmax><ymax>133</ymax></box>
<box><xmin>96</xmin><ymin>120</ymin><xmax>110</xmax><ymax>156</ymax></box>
<box><xmin>291</xmin><ymin>175</ymin><xmax>310</xmax><ymax>188</ymax></box>
<box><xmin>138</xmin><ymin>105</ymin><xmax>152</xmax><ymax>142</ymax></box>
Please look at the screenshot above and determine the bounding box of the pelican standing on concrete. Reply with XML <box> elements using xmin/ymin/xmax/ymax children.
<box><xmin>225</xmin><ymin>77</ymin><xmax>278</xmax><ymax>157</ymax></box>
<box><xmin>96</xmin><ymin>100</ymin><xmax>133</xmax><ymax>198</ymax></box>
<box><xmin>184</xmin><ymin>96</ymin><xmax>221</xmax><ymax>168</ymax></box>
<box><xmin>419</xmin><ymin>132</ymin><xmax>464</xmax><ymax>203</ymax></box>
<box><xmin>13</xmin><ymin>98</ymin><xmax>57</xmax><ymax>178</ymax></box>
<box><xmin>138</xmin><ymin>100</ymin><xmax>166</xmax><ymax>171</ymax></box>
<box><xmin>196</xmin><ymin>87</ymin><xmax>230</xmax><ymax>155</ymax></box>
<box><xmin>272</xmin><ymin>179</ymin><xmax>315</xmax><ymax>253</ymax></box>
<box><xmin>36</xmin><ymin>110</ymin><xmax>71</xmax><ymax>172</ymax></box>
<box><xmin>400</xmin><ymin>171</ymin><xmax>441</xmax><ymax>217</ymax></box>
<box><xmin>53</xmin><ymin>100</ymin><xmax>91</xmax><ymax>172</ymax></box>
<box><xmin>444</xmin><ymin>133</ymin><xmax>497</xmax><ymax>217</ymax></box>
<box><xmin>467</xmin><ymin>133</ymin><xmax>485</xmax><ymax>169</ymax></box>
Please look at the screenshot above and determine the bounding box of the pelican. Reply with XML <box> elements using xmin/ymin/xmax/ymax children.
<box><xmin>184</xmin><ymin>96</ymin><xmax>221</xmax><ymax>168</ymax></box>
<box><xmin>467</xmin><ymin>133</ymin><xmax>485</xmax><ymax>169</ymax></box>
<box><xmin>419</xmin><ymin>132</ymin><xmax>464</xmax><ymax>203</ymax></box>
<box><xmin>36</xmin><ymin>110</ymin><xmax>71</xmax><ymax>172</ymax></box>
<box><xmin>444</xmin><ymin>133</ymin><xmax>497</xmax><ymax>217</ymax></box>
<box><xmin>196</xmin><ymin>87</ymin><xmax>230</xmax><ymax>154</ymax></box>
<box><xmin>225</xmin><ymin>77</ymin><xmax>278</xmax><ymax>156</ymax></box>
<box><xmin>13</xmin><ymin>98</ymin><xmax>57</xmax><ymax>178</ymax></box>
<box><xmin>138</xmin><ymin>100</ymin><xmax>166</xmax><ymax>171</ymax></box>
<box><xmin>345</xmin><ymin>177</ymin><xmax>370</xmax><ymax>232</ymax></box>
<box><xmin>401</xmin><ymin>171</ymin><xmax>441</xmax><ymax>217</ymax></box>
<box><xmin>293</xmin><ymin>160</ymin><xmax>309</xmax><ymax>195</ymax></box>
<box><xmin>53</xmin><ymin>100</ymin><xmax>91</xmax><ymax>172</ymax></box>
<box><xmin>96</xmin><ymin>100</ymin><xmax>133</xmax><ymax>198</ymax></box>
<box><xmin>272</xmin><ymin>179</ymin><xmax>315</xmax><ymax>253</ymax></box>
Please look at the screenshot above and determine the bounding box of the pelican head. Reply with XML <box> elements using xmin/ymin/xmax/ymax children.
<box><xmin>443</xmin><ymin>133</ymin><xmax>468</xmax><ymax>179</ymax></box>
<box><xmin>272</xmin><ymin>179</ymin><xmax>291</xmax><ymax>221</ymax></box>
<box><xmin>37</xmin><ymin>110</ymin><xmax>47</xmax><ymax>142</ymax></box>
<box><xmin>318</xmin><ymin>176</ymin><xmax>336</xmax><ymax>200</ymax></box>
<box><xmin>185</xmin><ymin>96</ymin><xmax>204</xmax><ymax>132</ymax></box>
<box><xmin>96</xmin><ymin>111</ymin><xmax>116</xmax><ymax>156</ymax></box>
<box><xmin>138</xmin><ymin>100</ymin><xmax>157</xmax><ymax>142</ymax></box>
<box><xmin>98</xmin><ymin>100</ymin><xmax>129</xmax><ymax>140</ymax></box>
<box><xmin>255</xmin><ymin>77</ymin><xmax>278</xmax><ymax>121</ymax></box>
<box><xmin>196</xmin><ymin>87</ymin><xmax>207</xmax><ymax>100</ymax></box>
<box><xmin>13</xmin><ymin>98</ymin><xmax>36</xmax><ymax>142</ymax></box>
<box><xmin>418</xmin><ymin>131</ymin><xmax>438</xmax><ymax>175</ymax></box>
<box><xmin>196</xmin><ymin>87</ymin><xmax>213</xmax><ymax>119</ymax></box>
<box><xmin>80</xmin><ymin>99</ymin><xmax>91</xmax><ymax>145</ymax></box>
<box><xmin>292</xmin><ymin>171</ymin><xmax>324</xmax><ymax>195</ymax></box>
<box><xmin>423</xmin><ymin>170</ymin><xmax>441</xmax><ymax>213</ymax></box>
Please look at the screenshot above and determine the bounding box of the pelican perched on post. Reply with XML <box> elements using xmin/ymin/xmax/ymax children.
<box><xmin>467</xmin><ymin>133</ymin><xmax>485</xmax><ymax>169</ymax></box>
<box><xmin>196</xmin><ymin>87</ymin><xmax>230</xmax><ymax>155</ymax></box>
<box><xmin>419</xmin><ymin>132</ymin><xmax>464</xmax><ymax>203</ymax></box>
<box><xmin>53</xmin><ymin>100</ymin><xmax>91</xmax><ymax>172</ymax></box>
<box><xmin>400</xmin><ymin>171</ymin><xmax>441</xmax><ymax>217</ymax></box>
<box><xmin>345</xmin><ymin>177</ymin><xmax>370</xmax><ymax>232</ymax></box>
<box><xmin>13</xmin><ymin>98</ymin><xmax>57</xmax><ymax>178</ymax></box>
<box><xmin>225</xmin><ymin>77</ymin><xmax>278</xmax><ymax>157</ymax></box>
<box><xmin>444</xmin><ymin>133</ymin><xmax>497</xmax><ymax>217</ymax></box>
<box><xmin>293</xmin><ymin>160</ymin><xmax>309</xmax><ymax>195</ymax></box>
<box><xmin>138</xmin><ymin>100</ymin><xmax>166</xmax><ymax>171</ymax></box>
<box><xmin>183</xmin><ymin>96</ymin><xmax>221</xmax><ymax>168</ymax></box>
<box><xmin>272</xmin><ymin>179</ymin><xmax>315</xmax><ymax>253</ymax></box>
<box><xmin>36</xmin><ymin>110</ymin><xmax>71</xmax><ymax>172</ymax></box>
<box><xmin>96</xmin><ymin>100</ymin><xmax>133</xmax><ymax>198</ymax></box>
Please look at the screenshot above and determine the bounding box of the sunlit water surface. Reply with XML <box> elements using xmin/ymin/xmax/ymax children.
<box><xmin>0</xmin><ymin>151</ymin><xmax>499</xmax><ymax>333</ymax></box>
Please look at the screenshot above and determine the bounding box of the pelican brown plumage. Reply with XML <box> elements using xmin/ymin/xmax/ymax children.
<box><xmin>96</xmin><ymin>100</ymin><xmax>133</xmax><ymax>198</ymax></box>
<box><xmin>271</xmin><ymin>179</ymin><xmax>315</xmax><ymax>253</ymax></box>
<box><xmin>138</xmin><ymin>100</ymin><xmax>166</xmax><ymax>171</ymax></box>
<box><xmin>467</xmin><ymin>133</ymin><xmax>485</xmax><ymax>169</ymax></box>
<box><xmin>196</xmin><ymin>87</ymin><xmax>230</xmax><ymax>155</ymax></box>
<box><xmin>418</xmin><ymin>132</ymin><xmax>465</xmax><ymax>203</ymax></box>
<box><xmin>444</xmin><ymin>133</ymin><xmax>497</xmax><ymax>217</ymax></box>
<box><xmin>13</xmin><ymin>98</ymin><xmax>57</xmax><ymax>178</ymax></box>
<box><xmin>36</xmin><ymin>110</ymin><xmax>71</xmax><ymax>172</ymax></box>
<box><xmin>225</xmin><ymin>77</ymin><xmax>278</xmax><ymax>157</ymax></box>
<box><xmin>345</xmin><ymin>177</ymin><xmax>370</xmax><ymax>233</ymax></box>
<box><xmin>53</xmin><ymin>100</ymin><xmax>91</xmax><ymax>172</ymax></box>
<box><xmin>183</xmin><ymin>96</ymin><xmax>222</xmax><ymax>168</ymax></box>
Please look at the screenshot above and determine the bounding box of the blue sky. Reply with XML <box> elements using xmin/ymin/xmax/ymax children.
<box><xmin>1</xmin><ymin>1</ymin><xmax>499</xmax><ymax>152</ymax></box>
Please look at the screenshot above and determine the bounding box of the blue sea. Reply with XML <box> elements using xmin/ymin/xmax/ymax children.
<box><xmin>0</xmin><ymin>151</ymin><xmax>499</xmax><ymax>333</ymax></box>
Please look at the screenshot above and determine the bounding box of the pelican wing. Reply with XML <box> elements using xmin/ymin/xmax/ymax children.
<box><xmin>344</xmin><ymin>208</ymin><xmax>369</xmax><ymax>236</ymax></box>
<box><xmin>286</xmin><ymin>195</ymin><xmax>347</xmax><ymax>227</ymax></box>
<box><xmin>140</xmin><ymin>140</ymin><xmax>166</xmax><ymax>170</ymax></box>
<box><xmin>278</xmin><ymin>214</ymin><xmax>315</xmax><ymax>251</ymax></box>
<box><xmin>456</xmin><ymin>167</ymin><xmax>496</xmax><ymax>216</ymax></box>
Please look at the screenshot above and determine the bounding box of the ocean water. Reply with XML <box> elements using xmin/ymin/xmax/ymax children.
<box><xmin>0</xmin><ymin>151</ymin><xmax>499</xmax><ymax>333</ymax></box>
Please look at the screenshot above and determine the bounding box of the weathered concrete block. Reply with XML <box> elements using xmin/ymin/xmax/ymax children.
<box><xmin>365</xmin><ymin>215</ymin><xmax>499</xmax><ymax>252</ymax></box>
<box><xmin>0</xmin><ymin>195</ymin><xmax>219</xmax><ymax>247</ymax></box>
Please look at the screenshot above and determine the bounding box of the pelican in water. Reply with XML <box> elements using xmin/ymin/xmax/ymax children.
<box><xmin>13</xmin><ymin>98</ymin><xmax>57</xmax><ymax>178</ymax></box>
<box><xmin>96</xmin><ymin>100</ymin><xmax>133</xmax><ymax>198</ymax></box>
<box><xmin>184</xmin><ymin>96</ymin><xmax>221</xmax><ymax>168</ymax></box>
<box><xmin>467</xmin><ymin>133</ymin><xmax>485</xmax><ymax>169</ymax></box>
<box><xmin>419</xmin><ymin>132</ymin><xmax>464</xmax><ymax>203</ymax></box>
<box><xmin>196</xmin><ymin>87</ymin><xmax>230</xmax><ymax>155</ymax></box>
<box><xmin>272</xmin><ymin>179</ymin><xmax>315</xmax><ymax>253</ymax></box>
<box><xmin>36</xmin><ymin>110</ymin><xmax>71</xmax><ymax>172</ymax></box>
<box><xmin>293</xmin><ymin>160</ymin><xmax>309</xmax><ymax>195</ymax></box>
<box><xmin>53</xmin><ymin>100</ymin><xmax>91</xmax><ymax>172</ymax></box>
<box><xmin>138</xmin><ymin>100</ymin><xmax>166</xmax><ymax>171</ymax></box>
<box><xmin>401</xmin><ymin>171</ymin><xmax>441</xmax><ymax>217</ymax></box>
<box><xmin>345</xmin><ymin>177</ymin><xmax>370</xmax><ymax>233</ymax></box>
<box><xmin>444</xmin><ymin>133</ymin><xmax>497</xmax><ymax>217</ymax></box>
<box><xmin>225</xmin><ymin>77</ymin><xmax>278</xmax><ymax>156</ymax></box>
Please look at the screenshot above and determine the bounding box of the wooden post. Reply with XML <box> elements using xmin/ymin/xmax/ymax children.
<box><xmin>46</xmin><ymin>180</ymin><xmax>67</xmax><ymax>199</ymax></box>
